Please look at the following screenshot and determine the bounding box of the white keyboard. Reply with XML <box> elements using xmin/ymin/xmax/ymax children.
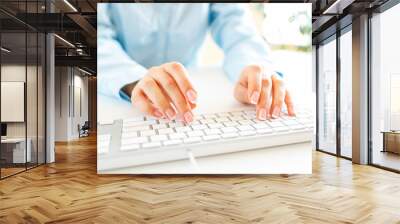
<box><xmin>97</xmin><ymin>109</ymin><xmax>314</xmax><ymax>171</ymax></box>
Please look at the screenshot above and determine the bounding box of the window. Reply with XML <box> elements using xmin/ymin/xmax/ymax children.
<box><xmin>339</xmin><ymin>28</ymin><xmax>352</xmax><ymax>158</ymax></box>
<box><xmin>317</xmin><ymin>36</ymin><xmax>337</xmax><ymax>154</ymax></box>
<box><xmin>370</xmin><ymin>2</ymin><xmax>400</xmax><ymax>171</ymax></box>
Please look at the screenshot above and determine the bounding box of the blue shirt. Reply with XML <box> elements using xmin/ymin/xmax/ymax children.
<box><xmin>98</xmin><ymin>3</ymin><xmax>273</xmax><ymax>99</ymax></box>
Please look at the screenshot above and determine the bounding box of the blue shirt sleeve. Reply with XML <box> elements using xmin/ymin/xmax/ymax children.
<box><xmin>97</xmin><ymin>4</ymin><xmax>148</xmax><ymax>100</ymax></box>
<box><xmin>209</xmin><ymin>4</ymin><xmax>276</xmax><ymax>82</ymax></box>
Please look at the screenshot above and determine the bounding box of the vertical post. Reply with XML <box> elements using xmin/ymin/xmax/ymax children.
<box><xmin>46</xmin><ymin>1</ymin><xmax>55</xmax><ymax>163</ymax></box>
<box><xmin>336</xmin><ymin>29</ymin><xmax>341</xmax><ymax>157</ymax></box>
<box><xmin>315</xmin><ymin>45</ymin><xmax>320</xmax><ymax>150</ymax></box>
<box><xmin>352</xmin><ymin>14</ymin><xmax>369</xmax><ymax>164</ymax></box>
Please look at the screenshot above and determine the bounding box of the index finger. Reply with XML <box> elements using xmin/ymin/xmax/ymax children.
<box><xmin>245</xmin><ymin>65</ymin><xmax>262</xmax><ymax>104</ymax></box>
<box><xmin>163</xmin><ymin>62</ymin><xmax>197</xmax><ymax>104</ymax></box>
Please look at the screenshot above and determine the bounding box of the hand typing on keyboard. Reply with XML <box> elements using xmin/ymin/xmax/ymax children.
<box><xmin>233</xmin><ymin>65</ymin><xmax>295</xmax><ymax>120</ymax></box>
<box><xmin>124</xmin><ymin>62</ymin><xmax>294</xmax><ymax>123</ymax></box>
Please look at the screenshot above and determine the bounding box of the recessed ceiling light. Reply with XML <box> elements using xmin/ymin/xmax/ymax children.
<box><xmin>78</xmin><ymin>67</ymin><xmax>92</xmax><ymax>76</ymax></box>
<box><xmin>54</xmin><ymin>34</ymin><xmax>75</xmax><ymax>48</ymax></box>
<box><xmin>63</xmin><ymin>0</ymin><xmax>78</xmax><ymax>12</ymax></box>
<box><xmin>1</xmin><ymin>47</ymin><xmax>11</xmax><ymax>53</ymax></box>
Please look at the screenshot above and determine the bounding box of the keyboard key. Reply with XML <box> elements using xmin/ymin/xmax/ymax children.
<box><xmin>282</xmin><ymin>120</ymin><xmax>300</xmax><ymax>126</ymax></box>
<box><xmin>208</xmin><ymin>123</ymin><xmax>223</xmax><ymax>129</ymax></box>
<box><xmin>184</xmin><ymin>137</ymin><xmax>202</xmax><ymax>143</ymax></box>
<box><xmin>203</xmin><ymin>135</ymin><xmax>221</xmax><ymax>141</ymax></box>
<box><xmin>221</xmin><ymin>127</ymin><xmax>238</xmax><ymax>133</ymax></box>
<box><xmin>152</xmin><ymin>124</ymin><xmax>167</xmax><ymax>129</ymax></box>
<box><xmin>253</xmin><ymin>123</ymin><xmax>269</xmax><ymax>129</ymax></box>
<box><xmin>168</xmin><ymin>122</ymin><xmax>184</xmax><ymax>128</ymax></box>
<box><xmin>239</xmin><ymin>130</ymin><xmax>256</xmax><ymax>136</ymax></box>
<box><xmin>123</xmin><ymin>117</ymin><xmax>145</xmax><ymax>122</ymax></box>
<box><xmin>140</xmin><ymin>130</ymin><xmax>156</xmax><ymax>137</ymax></box>
<box><xmin>218</xmin><ymin>112</ymin><xmax>230</xmax><ymax>117</ymax></box>
<box><xmin>142</xmin><ymin>142</ymin><xmax>162</xmax><ymax>148</ymax></box>
<box><xmin>204</xmin><ymin>128</ymin><xmax>221</xmax><ymax>135</ymax></box>
<box><xmin>215</xmin><ymin>117</ymin><xmax>229</xmax><ymax>122</ymax></box>
<box><xmin>200</xmin><ymin>119</ymin><xmax>215</xmax><ymax>124</ymax></box>
<box><xmin>150</xmin><ymin>135</ymin><xmax>168</xmax><ymax>142</ymax></box>
<box><xmin>169</xmin><ymin>133</ymin><xmax>186</xmax><ymax>139</ymax></box>
<box><xmin>158</xmin><ymin>128</ymin><xmax>174</xmax><ymax>135</ymax></box>
<box><xmin>122</xmin><ymin>137</ymin><xmax>147</xmax><ymax>145</ymax></box>
<box><xmin>203</xmin><ymin>114</ymin><xmax>217</xmax><ymax>119</ymax></box>
<box><xmin>223</xmin><ymin>121</ymin><xmax>238</xmax><ymax>127</ymax></box>
<box><xmin>238</xmin><ymin>120</ymin><xmax>254</xmax><ymax>125</ymax></box>
<box><xmin>192</xmin><ymin>124</ymin><xmax>207</xmax><ymax>130</ymax></box>
<box><xmin>221</xmin><ymin>133</ymin><xmax>239</xmax><ymax>138</ymax></box>
<box><xmin>123</xmin><ymin>120</ymin><xmax>156</xmax><ymax>127</ymax></box>
<box><xmin>120</xmin><ymin>144</ymin><xmax>140</xmax><ymax>151</ymax></box>
<box><xmin>187</xmin><ymin>130</ymin><xmax>204</xmax><ymax>137</ymax></box>
<box><xmin>230</xmin><ymin>116</ymin><xmax>244</xmax><ymax>121</ymax></box>
<box><xmin>164</xmin><ymin>139</ymin><xmax>182</xmax><ymax>146</ymax></box>
<box><xmin>267</xmin><ymin>122</ymin><xmax>284</xmax><ymax>128</ymax></box>
<box><xmin>190</xmin><ymin>120</ymin><xmax>201</xmax><ymax>125</ymax></box>
<box><xmin>175</xmin><ymin>126</ymin><xmax>192</xmax><ymax>132</ymax></box>
<box><xmin>244</xmin><ymin>110</ymin><xmax>256</xmax><ymax>117</ymax></box>
<box><xmin>158</xmin><ymin>119</ymin><xmax>169</xmax><ymax>124</ymax></box>
<box><xmin>122</xmin><ymin>132</ymin><xmax>138</xmax><ymax>139</ymax></box>
<box><xmin>123</xmin><ymin>125</ymin><xmax>150</xmax><ymax>132</ymax></box>
<box><xmin>237</xmin><ymin>125</ymin><xmax>254</xmax><ymax>131</ymax></box>
<box><xmin>297</xmin><ymin>118</ymin><xmax>313</xmax><ymax>124</ymax></box>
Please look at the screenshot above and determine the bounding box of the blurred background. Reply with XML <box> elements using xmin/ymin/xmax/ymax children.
<box><xmin>198</xmin><ymin>3</ymin><xmax>313</xmax><ymax>109</ymax></box>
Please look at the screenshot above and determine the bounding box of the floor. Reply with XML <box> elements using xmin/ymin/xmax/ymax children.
<box><xmin>0</xmin><ymin>167</ymin><xmax>25</xmax><ymax>178</ymax></box>
<box><xmin>0</xmin><ymin>135</ymin><xmax>400</xmax><ymax>224</ymax></box>
<box><xmin>1</xmin><ymin>163</ymin><xmax>43</xmax><ymax>179</ymax></box>
<box><xmin>373</xmin><ymin>150</ymin><xmax>400</xmax><ymax>171</ymax></box>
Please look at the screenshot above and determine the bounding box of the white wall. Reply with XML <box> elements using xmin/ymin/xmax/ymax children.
<box><xmin>54</xmin><ymin>67</ymin><xmax>89</xmax><ymax>141</ymax></box>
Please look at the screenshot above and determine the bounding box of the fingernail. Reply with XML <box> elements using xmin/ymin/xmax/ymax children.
<box><xmin>165</xmin><ymin>108</ymin><xmax>175</xmax><ymax>120</ymax></box>
<box><xmin>250</xmin><ymin>91</ymin><xmax>260</xmax><ymax>104</ymax></box>
<box><xmin>154</xmin><ymin>109</ymin><xmax>163</xmax><ymax>118</ymax></box>
<box><xmin>183</xmin><ymin>111</ymin><xmax>193</xmax><ymax>123</ymax></box>
<box><xmin>258</xmin><ymin>108</ymin><xmax>267</xmax><ymax>120</ymax></box>
<box><xmin>272</xmin><ymin>107</ymin><xmax>280</xmax><ymax>118</ymax></box>
<box><xmin>186</xmin><ymin>89</ymin><xmax>197</xmax><ymax>103</ymax></box>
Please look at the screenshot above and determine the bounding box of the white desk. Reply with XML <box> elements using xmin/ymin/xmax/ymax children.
<box><xmin>1</xmin><ymin>138</ymin><xmax>31</xmax><ymax>163</ymax></box>
<box><xmin>98</xmin><ymin>67</ymin><xmax>312</xmax><ymax>174</ymax></box>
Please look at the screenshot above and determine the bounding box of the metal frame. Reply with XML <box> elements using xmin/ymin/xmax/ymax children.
<box><xmin>367</xmin><ymin>0</ymin><xmax>400</xmax><ymax>172</ymax></box>
<box><xmin>315</xmin><ymin>17</ymin><xmax>353</xmax><ymax>161</ymax></box>
<box><xmin>0</xmin><ymin>0</ymin><xmax>47</xmax><ymax>180</ymax></box>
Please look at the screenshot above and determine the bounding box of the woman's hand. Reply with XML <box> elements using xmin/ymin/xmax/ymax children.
<box><xmin>233</xmin><ymin>65</ymin><xmax>295</xmax><ymax>120</ymax></box>
<box><xmin>131</xmin><ymin>62</ymin><xmax>197</xmax><ymax>123</ymax></box>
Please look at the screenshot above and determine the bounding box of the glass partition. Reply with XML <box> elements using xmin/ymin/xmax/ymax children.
<box><xmin>0</xmin><ymin>1</ymin><xmax>46</xmax><ymax>179</ymax></box>
<box><xmin>339</xmin><ymin>28</ymin><xmax>352</xmax><ymax>158</ymax></box>
<box><xmin>370</xmin><ymin>3</ymin><xmax>400</xmax><ymax>171</ymax></box>
<box><xmin>317</xmin><ymin>36</ymin><xmax>337</xmax><ymax>155</ymax></box>
<box><xmin>1</xmin><ymin>30</ymin><xmax>28</xmax><ymax>178</ymax></box>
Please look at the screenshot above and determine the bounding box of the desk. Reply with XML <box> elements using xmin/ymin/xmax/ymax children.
<box><xmin>98</xmin><ymin>67</ymin><xmax>312</xmax><ymax>174</ymax></box>
<box><xmin>1</xmin><ymin>138</ymin><xmax>31</xmax><ymax>164</ymax></box>
<box><xmin>382</xmin><ymin>131</ymin><xmax>400</xmax><ymax>154</ymax></box>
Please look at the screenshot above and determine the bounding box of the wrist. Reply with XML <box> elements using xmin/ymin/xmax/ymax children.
<box><xmin>120</xmin><ymin>80</ymin><xmax>139</xmax><ymax>101</ymax></box>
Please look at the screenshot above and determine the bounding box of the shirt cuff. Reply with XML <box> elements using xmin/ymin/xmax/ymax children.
<box><xmin>110</xmin><ymin>65</ymin><xmax>148</xmax><ymax>100</ymax></box>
